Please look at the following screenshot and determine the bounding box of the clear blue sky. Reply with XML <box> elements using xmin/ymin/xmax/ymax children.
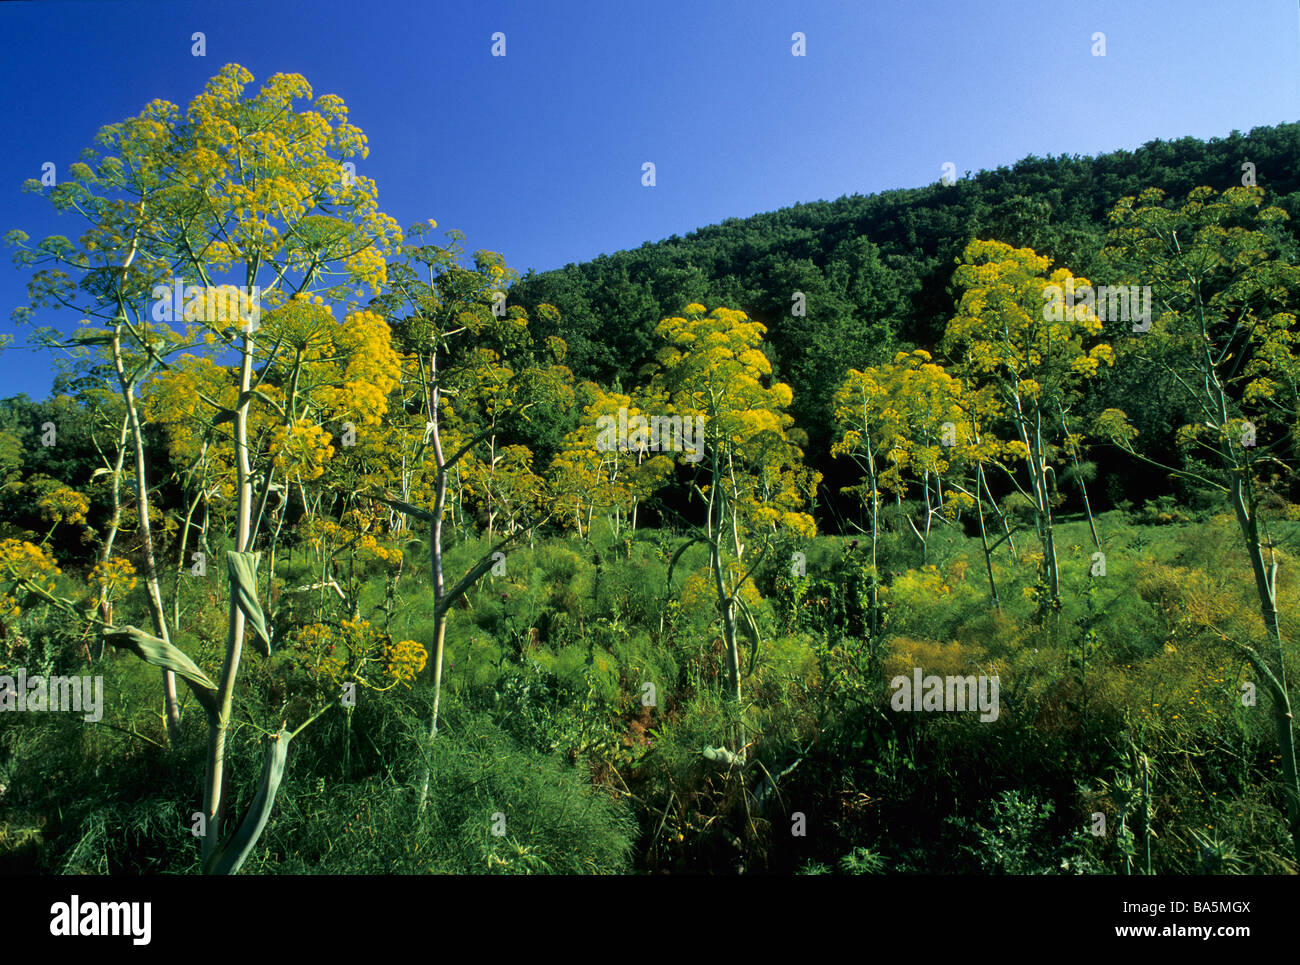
<box><xmin>1</xmin><ymin>0</ymin><xmax>1297</xmax><ymax>399</ymax></box>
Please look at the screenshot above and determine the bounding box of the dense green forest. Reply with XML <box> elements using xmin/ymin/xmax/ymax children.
<box><xmin>2</xmin><ymin>66</ymin><xmax>1299</xmax><ymax>876</ymax></box>
<box><xmin>513</xmin><ymin>122</ymin><xmax>1300</xmax><ymax>522</ymax></box>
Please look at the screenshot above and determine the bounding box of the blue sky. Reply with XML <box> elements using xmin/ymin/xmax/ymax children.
<box><xmin>1</xmin><ymin>0</ymin><xmax>1297</xmax><ymax>399</ymax></box>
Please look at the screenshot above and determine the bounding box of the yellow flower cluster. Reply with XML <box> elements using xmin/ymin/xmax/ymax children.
<box><xmin>299</xmin><ymin>517</ymin><xmax>340</xmax><ymax>553</ymax></box>
<box><xmin>329</xmin><ymin>310</ymin><xmax>401</xmax><ymax>427</ymax></box>
<box><xmin>345</xmin><ymin>247</ymin><xmax>388</xmax><ymax>296</ymax></box>
<box><xmin>271</xmin><ymin>417</ymin><xmax>335</xmax><ymax>481</ymax></box>
<box><xmin>384</xmin><ymin>639</ymin><xmax>428</xmax><ymax>685</ymax></box>
<box><xmin>88</xmin><ymin>556</ymin><xmax>138</xmax><ymax>598</ymax></box>
<box><xmin>882</xmin><ymin>637</ymin><xmax>1001</xmax><ymax>683</ymax></box>
<box><xmin>941</xmin><ymin>489</ymin><xmax>977</xmax><ymax>520</ymax></box>
<box><xmin>356</xmin><ymin>533</ymin><xmax>402</xmax><ymax>567</ymax></box>
<box><xmin>292</xmin><ymin>621</ymin><xmax>347</xmax><ymax>683</ymax></box>
<box><xmin>294</xmin><ymin>622</ymin><xmax>330</xmax><ymax>649</ymax></box>
<box><xmin>291</xmin><ymin>617</ymin><xmax>424</xmax><ymax>690</ymax></box>
<box><xmin>0</xmin><ymin>539</ymin><xmax>61</xmax><ymax>617</ymax></box>
<box><xmin>891</xmin><ymin>564</ymin><xmax>952</xmax><ymax>602</ymax></box>
<box><xmin>180</xmin><ymin>285</ymin><xmax>260</xmax><ymax>327</ymax></box>
<box><xmin>679</xmin><ymin>562</ymin><xmax>765</xmax><ymax>614</ymax></box>
<box><xmin>0</xmin><ymin>539</ymin><xmax>61</xmax><ymax>583</ymax></box>
<box><xmin>36</xmin><ymin>485</ymin><xmax>90</xmax><ymax>527</ymax></box>
<box><xmin>303</xmin><ymin>512</ymin><xmax>401</xmax><ymax>568</ymax></box>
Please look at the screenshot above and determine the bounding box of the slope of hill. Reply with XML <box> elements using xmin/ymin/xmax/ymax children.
<box><xmin>513</xmin><ymin>122</ymin><xmax>1300</xmax><ymax>456</ymax></box>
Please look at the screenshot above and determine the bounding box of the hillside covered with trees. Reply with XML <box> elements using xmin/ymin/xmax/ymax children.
<box><xmin>512</xmin><ymin>122</ymin><xmax>1300</xmax><ymax>522</ymax></box>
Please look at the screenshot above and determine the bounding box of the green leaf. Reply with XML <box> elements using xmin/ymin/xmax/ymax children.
<box><xmin>102</xmin><ymin>625</ymin><xmax>217</xmax><ymax>714</ymax></box>
<box><xmin>665</xmin><ymin>536</ymin><xmax>708</xmax><ymax>596</ymax></box>
<box><xmin>371</xmin><ymin>492</ymin><xmax>436</xmax><ymax>523</ymax></box>
<box><xmin>65</xmin><ymin>329</ymin><xmax>115</xmax><ymax>346</ymax></box>
<box><xmin>227</xmin><ymin>551</ymin><xmax>271</xmax><ymax>656</ymax></box>
<box><xmin>203</xmin><ymin>728</ymin><xmax>293</xmax><ymax>875</ymax></box>
<box><xmin>735</xmin><ymin>595</ymin><xmax>763</xmax><ymax>676</ymax></box>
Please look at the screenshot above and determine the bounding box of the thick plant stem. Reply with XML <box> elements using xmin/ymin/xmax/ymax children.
<box><xmin>1013</xmin><ymin>396</ymin><xmax>1060</xmax><ymax>614</ymax></box>
<box><xmin>1191</xmin><ymin>295</ymin><xmax>1300</xmax><ymax>866</ymax></box>
<box><xmin>975</xmin><ymin>463</ymin><xmax>1000</xmax><ymax>611</ymax></box>
<box><xmin>418</xmin><ymin>351</ymin><xmax>450</xmax><ymax>813</ymax></box>
<box><xmin>173</xmin><ymin>489</ymin><xmax>203</xmax><ymax>631</ymax></box>
<box><xmin>202</xmin><ymin>330</ymin><xmax>255</xmax><ymax>867</ymax></box>
<box><xmin>417</xmin><ymin>481</ymin><xmax>449</xmax><ymax>812</ymax></box>
<box><xmin>110</xmin><ymin>326</ymin><xmax>181</xmax><ymax>746</ymax></box>
<box><xmin>94</xmin><ymin>415</ymin><xmax>129</xmax><ymax>630</ymax></box>
<box><xmin>982</xmin><ymin>465</ymin><xmax>1016</xmax><ymax>556</ymax></box>
<box><xmin>707</xmin><ymin>446</ymin><xmax>744</xmax><ymax>757</ymax></box>
<box><xmin>1228</xmin><ymin>445</ymin><xmax>1300</xmax><ymax>866</ymax></box>
<box><xmin>869</xmin><ymin>467</ymin><xmax>882</xmax><ymax>639</ymax></box>
<box><xmin>1061</xmin><ymin>411</ymin><xmax>1101</xmax><ymax>549</ymax></box>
